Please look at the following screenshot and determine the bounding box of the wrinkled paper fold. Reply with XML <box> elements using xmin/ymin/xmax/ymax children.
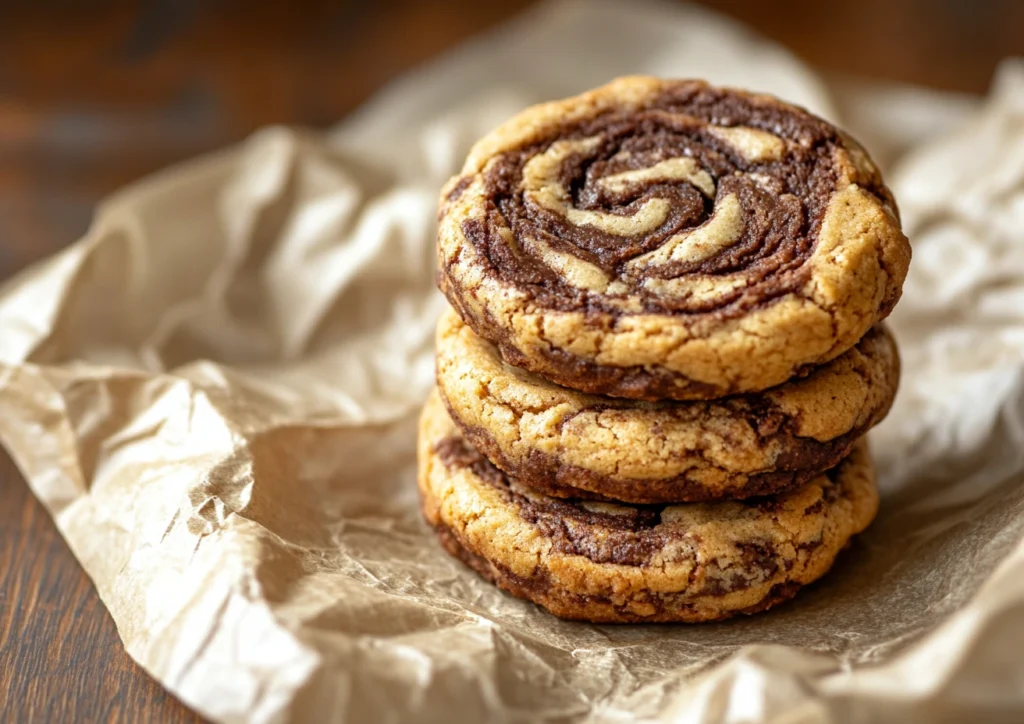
<box><xmin>2</xmin><ymin>1</ymin><xmax>1024</xmax><ymax>722</ymax></box>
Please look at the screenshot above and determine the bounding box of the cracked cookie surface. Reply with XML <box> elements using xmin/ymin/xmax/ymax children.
<box><xmin>437</xmin><ymin>76</ymin><xmax>911</xmax><ymax>400</ymax></box>
<box><xmin>418</xmin><ymin>389</ymin><xmax>879</xmax><ymax>623</ymax></box>
<box><xmin>436</xmin><ymin>307</ymin><xmax>898</xmax><ymax>503</ymax></box>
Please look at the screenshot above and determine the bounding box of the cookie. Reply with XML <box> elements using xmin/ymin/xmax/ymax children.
<box><xmin>435</xmin><ymin>307</ymin><xmax>898</xmax><ymax>503</ymax></box>
<box><xmin>419</xmin><ymin>390</ymin><xmax>878</xmax><ymax>623</ymax></box>
<box><xmin>437</xmin><ymin>76</ymin><xmax>910</xmax><ymax>400</ymax></box>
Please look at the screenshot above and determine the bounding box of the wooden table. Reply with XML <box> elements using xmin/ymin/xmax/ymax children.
<box><xmin>0</xmin><ymin>1</ymin><xmax>1020</xmax><ymax>721</ymax></box>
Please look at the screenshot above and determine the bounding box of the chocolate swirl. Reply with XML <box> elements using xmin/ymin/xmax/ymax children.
<box><xmin>437</xmin><ymin>77</ymin><xmax>911</xmax><ymax>400</ymax></box>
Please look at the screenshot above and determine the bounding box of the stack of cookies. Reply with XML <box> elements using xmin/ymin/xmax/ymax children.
<box><xmin>418</xmin><ymin>77</ymin><xmax>911</xmax><ymax>623</ymax></box>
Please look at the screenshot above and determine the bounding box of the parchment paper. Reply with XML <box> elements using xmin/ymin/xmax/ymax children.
<box><xmin>2</xmin><ymin>1</ymin><xmax>1024</xmax><ymax>722</ymax></box>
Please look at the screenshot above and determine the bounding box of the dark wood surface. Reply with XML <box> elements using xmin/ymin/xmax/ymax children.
<box><xmin>0</xmin><ymin>450</ymin><xmax>204</xmax><ymax>723</ymax></box>
<box><xmin>0</xmin><ymin>2</ymin><xmax>1020</xmax><ymax>722</ymax></box>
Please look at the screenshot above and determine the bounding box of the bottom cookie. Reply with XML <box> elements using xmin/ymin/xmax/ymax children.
<box><xmin>418</xmin><ymin>389</ymin><xmax>879</xmax><ymax>623</ymax></box>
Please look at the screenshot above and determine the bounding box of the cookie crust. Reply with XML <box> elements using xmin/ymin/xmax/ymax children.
<box><xmin>437</xmin><ymin>76</ymin><xmax>910</xmax><ymax>400</ymax></box>
<box><xmin>418</xmin><ymin>390</ymin><xmax>879</xmax><ymax>623</ymax></box>
<box><xmin>436</xmin><ymin>307</ymin><xmax>898</xmax><ymax>503</ymax></box>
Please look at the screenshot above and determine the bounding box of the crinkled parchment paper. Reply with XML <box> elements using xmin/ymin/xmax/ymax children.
<box><xmin>2</xmin><ymin>1</ymin><xmax>1024</xmax><ymax>722</ymax></box>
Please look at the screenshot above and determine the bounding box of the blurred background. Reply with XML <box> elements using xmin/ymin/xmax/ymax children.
<box><xmin>0</xmin><ymin>1</ymin><xmax>1021</xmax><ymax>722</ymax></box>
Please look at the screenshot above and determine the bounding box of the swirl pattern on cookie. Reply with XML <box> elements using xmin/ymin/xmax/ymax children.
<box><xmin>418</xmin><ymin>390</ymin><xmax>879</xmax><ymax>623</ymax></box>
<box><xmin>435</xmin><ymin>307</ymin><xmax>898</xmax><ymax>503</ymax></box>
<box><xmin>437</xmin><ymin>76</ymin><xmax>911</xmax><ymax>399</ymax></box>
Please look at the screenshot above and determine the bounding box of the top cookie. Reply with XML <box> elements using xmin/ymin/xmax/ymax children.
<box><xmin>437</xmin><ymin>76</ymin><xmax>911</xmax><ymax>400</ymax></box>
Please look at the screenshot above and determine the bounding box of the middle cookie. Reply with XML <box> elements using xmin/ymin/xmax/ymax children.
<box><xmin>436</xmin><ymin>307</ymin><xmax>898</xmax><ymax>503</ymax></box>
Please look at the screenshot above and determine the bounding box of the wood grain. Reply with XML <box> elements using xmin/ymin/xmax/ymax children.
<box><xmin>0</xmin><ymin>1</ymin><xmax>1019</xmax><ymax>722</ymax></box>
<box><xmin>0</xmin><ymin>450</ymin><xmax>203</xmax><ymax>723</ymax></box>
